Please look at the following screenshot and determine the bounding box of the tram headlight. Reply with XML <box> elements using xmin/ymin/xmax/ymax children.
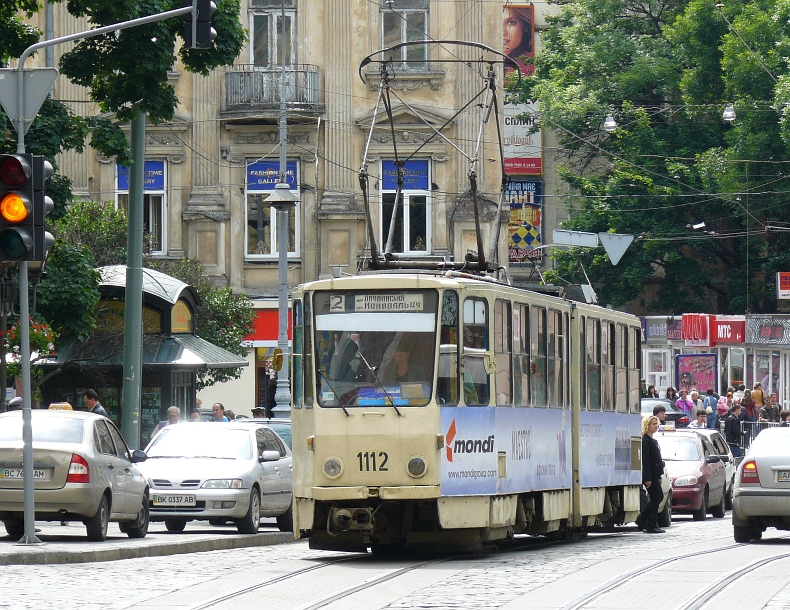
<box><xmin>407</xmin><ymin>456</ymin><xmax>427</xmax><ymax>478</ymax></box>
<box><xmin>673</xmin><ymin>475</ymin><xmax>698</xmax><ymax>487</ymax></box>
<box><xmin>323</xmin><ymin>457</ymin><xmax>343</xmax><ymax>479</ymax></box>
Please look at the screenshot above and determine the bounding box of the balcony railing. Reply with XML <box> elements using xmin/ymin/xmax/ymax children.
<box><xmin>224</xmin><ymin>64</ymin><xmax>322</xmax><ymax>113</ymax></box>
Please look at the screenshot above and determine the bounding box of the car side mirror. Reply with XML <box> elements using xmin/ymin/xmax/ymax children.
<box><xmin>130</xmin><ymin>450</ymin><xmax>148</xmax><ymax>463</ymax></box>
<box><xmin>721</xmin><ymin>455</ymin><xmax>730</xmax><ymax>463</ymax></box>
<box><xmin>260</xmin><ymin>450</ymin><xmax>280</xmax><ymax>462</ymax></box>
<box><xmin>706</xmin><ymin>455</ymin><xmax>721</xmax><ymax>464</ymax></box>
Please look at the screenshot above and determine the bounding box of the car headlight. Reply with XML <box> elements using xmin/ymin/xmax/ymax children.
<box><xmin>323</xmin><ymin>457</ymin><xmax>343</xmax><ymax>479</ymax></box>
<box><xmin>202</xmin><ymin>479</ymin><xmax>244</xmax><ymax>489</ymax></box>
<box><xmin>673</xmin><ymin>475</ymin><xmax>698</xmax><ymax>487</ymax></box>
<box><xmin>407</xmin><ymin>456</ymin><xmax>427</xmax><ymax>478</ymax></box>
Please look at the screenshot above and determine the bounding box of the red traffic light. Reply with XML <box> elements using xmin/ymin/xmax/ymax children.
<box><xmin>0</xmin><ymin>155</ymin><xmax>31</xmax><ymax>188</ymax></box>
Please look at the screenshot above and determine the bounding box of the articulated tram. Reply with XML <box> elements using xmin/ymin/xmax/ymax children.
<box><xmin>290</xmin><ymin>271</ymin><xmax>644</xmax><ymax>553</ymax></box>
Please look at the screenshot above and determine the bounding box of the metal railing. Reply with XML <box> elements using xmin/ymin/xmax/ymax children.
<box><xmin>719</xmin><ymin>418</ymin><xmax>782</xmax><ymax>451</ymax></box>
<box><xmin>225</xmin><ymin>64</ymin><xmax>321</xmax><ymax>110</ymax></box>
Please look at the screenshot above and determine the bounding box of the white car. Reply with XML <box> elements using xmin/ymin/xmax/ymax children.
<box><xmin>139</xmin><ymin>422</ymin><xmax>293</xmax><ymax>534</ymax></box>
<box><xmin>696</xmin><ymin>429</ymin><xmax>735</xmax><ymax>509</ymax></box>
<box><xmin>732</xmin><ymin>427</ymin><xmax>790</xmax><ymax>542</ymax></box>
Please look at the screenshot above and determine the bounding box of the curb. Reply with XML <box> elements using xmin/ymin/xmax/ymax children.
<box><xmin>0</xmin><ymin>531</ymin><xmax>295</xmax><ymax>566</ymax></box>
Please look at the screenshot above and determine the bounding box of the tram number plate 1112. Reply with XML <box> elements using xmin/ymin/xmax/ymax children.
<box><xmin>357</xmin><ymin>451</ymin><xmax>388</xmax><ymax>472</ymax></box>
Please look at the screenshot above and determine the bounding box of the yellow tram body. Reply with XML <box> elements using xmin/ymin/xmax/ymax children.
<box><xmin>291</xmin><ymin>272</ymin><xmax>644</xmax><ymax>552</ymax></box>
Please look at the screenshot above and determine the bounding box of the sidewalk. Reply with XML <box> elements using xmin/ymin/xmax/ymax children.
<box><xmin>0</xmin><ymin>518</ymin><xmax>294</xmax><ymax>565</ymax></box>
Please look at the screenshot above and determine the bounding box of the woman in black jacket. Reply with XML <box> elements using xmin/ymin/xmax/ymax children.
<box><xmin>640</xmin><ymin>416</ymin><xmax>665</xmax><ymax>534</ymax></box>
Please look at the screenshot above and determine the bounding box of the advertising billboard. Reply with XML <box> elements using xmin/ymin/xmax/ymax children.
<box><xmin>675</xmin><ymin>354</ymin><xmax>717</xmax><ymax>394</ymax></box>
<box><xmin>503</xmin><ymin>4</ymin><xmax>535</xmax><ymax>78</ymax></box>
<box><xmin>504</xmin><ymin>103</ymin><xmax>542</xmax><ymax>175</ymax></box>
<box><xmin>507</xmin><ymin>180</ymin><xmax>543</xmax><ymax>262</ymax></box>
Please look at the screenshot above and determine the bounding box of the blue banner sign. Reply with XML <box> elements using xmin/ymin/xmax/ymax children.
<box><xmin>247</xmin><ymin>160</ymin><xmax>298</xmax><ymax>191</ymax></box>
<box><xmin>382</xmin><ymin>160</ymin><xmax>429</xmax><ymax>191</ymax></box>
<box><xmin>117</xmin><ymin>161</ymin><xmax>165</xmax><ymax>191</ymax></box>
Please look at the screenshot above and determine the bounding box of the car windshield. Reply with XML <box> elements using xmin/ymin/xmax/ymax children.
<box><xmin>657</xmin><ymin>436</ymin><xmax>701</xmax><ymax>461</ymax></box>
<box><xmin>0</xmin><ymin>415</ymin><xmax>84</xmax><ymax>444</ymax></box>
<box><xmin>267</xmin><ymin>423</ymin><xmax>291</xmax><ymax>449</ymax></box>
<box><xmin>145</xmin><ymin>426</ymin><xmax>252</xmax><ymax>460</ymax></box>
<box><xmin>313</xmin><ymin>290</ymin><xmax>438</xmax><ymax>408</ymax></box>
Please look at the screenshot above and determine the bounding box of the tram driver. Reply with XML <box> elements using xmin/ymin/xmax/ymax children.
<box><xmin>383</xmin><ymin>339</ymin><xmax>424</xmax><ymax>385</ymax></box>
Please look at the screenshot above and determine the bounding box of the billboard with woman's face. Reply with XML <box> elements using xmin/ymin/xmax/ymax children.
<box><xmin>503</xmin><ymin>5</ymin><xmax>534</xmax><ymax>78</ymax></box>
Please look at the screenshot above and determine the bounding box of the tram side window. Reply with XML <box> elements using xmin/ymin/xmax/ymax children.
<box><xmin>463</xmin><ymin>297</ymin><xmax>489</xmax><ymax>405</ymax></box>
<box><xmin>580</xmin><ymin>316</ymin><xmax>586</xmax><ymax>409</ymax></box>
<box><xmin>293</xmin><ymin>300</ymin><xmax>303</xmax><ymax>409</ymax></box>
<box><xmin>513</xmin><ymin>304</ymin><xmax>530</xmax><ymax>406</ymax></box>
<box><xmin>531</xmin><ymin>306</ymin><xmax>547</xmax><ymax>407</ymax></box>
<box><xmin>616</xmin><ymin>323</ymin><xmax>628</xmax><ymax>412</ymax></box>
<box><xmin>601</xmin><ymin>322</ymin><xmax>614</xmax><ymax>411</ymax></box>
<box><xmin>629</xmin><ymin>326</ymin><xmax>641</xmax><ymax>413</ymax></box>
<box><xmin>586</xmin><ymin>318</ymin><xmax>601</xmax><ymax>410</ymax></box>
<box><xmin>563</xmin><ymin>312</ymin><xmax>570</xmax><ymax>408</ymax></box>
<box><xmin>304</xmin><ymin>294</ymin><xmax>314</xmax><ymax>407</ymax></box>
<box><xmin>437</xmin><ymin>290</ymin><xmax>460</xmax><ymax>406</ymax></box>
<box><xmin>495</xmin><ymin>300</ymin><xmax>512</xmax><ymax>406</ymax></box>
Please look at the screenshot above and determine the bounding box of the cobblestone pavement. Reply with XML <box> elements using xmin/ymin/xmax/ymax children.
<box><xmin>4</xmin><ymin>515</ymin><xmax>790</xmax><ymax>610</ymax></box>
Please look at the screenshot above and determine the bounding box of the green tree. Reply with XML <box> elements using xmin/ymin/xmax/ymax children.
<box><xmin>522</xmin><ymin>0</ymin><xmax>790</xmax><ymax>313</ymax></box>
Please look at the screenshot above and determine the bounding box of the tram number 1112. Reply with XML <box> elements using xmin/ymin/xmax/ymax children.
<box><xmin>357</xmin><ymin>451</ymin><xmax>388</xmax><ymax>472</ymax></box>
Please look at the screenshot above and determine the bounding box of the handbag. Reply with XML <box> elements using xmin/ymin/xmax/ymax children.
<box><xmin>640</xmin><ymin>485</ymin><xmax>650</xmax><ymax>512</ymax></box>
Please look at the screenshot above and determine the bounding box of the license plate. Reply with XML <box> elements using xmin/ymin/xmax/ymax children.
<box><xmin>778</xmin><ymin>471</ymin><xmax>790</xmax><ymax>482</ymax></box>
<box><xmin>0</xmin><ymin>468</ymin><xmax>46</xmax><ymax>480</ymax></box>
<box><xmin>152</xmin><ymin>493</ymin><xmax>196</xmax><ymax>507</ymax></box>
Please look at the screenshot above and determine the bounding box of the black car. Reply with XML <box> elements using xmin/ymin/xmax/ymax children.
<box><xmin>641</xmin><ymin>398</ymin><xmax>689</xmax><ymax>428</ymax></box>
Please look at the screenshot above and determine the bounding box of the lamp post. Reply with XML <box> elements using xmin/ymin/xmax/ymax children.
<box><xmin>268</xmin><ymin>182</ymin><xmax>297</xmax><ymax>417</ymax></box>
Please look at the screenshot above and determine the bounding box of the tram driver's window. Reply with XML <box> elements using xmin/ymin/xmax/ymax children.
<box><xmin>437</xmin><ymin>290</ymin><xmax>459</xmax><ymax>405</ymax></box>
<box><xmin>463</xmin><ymin>298</ymin><xmax>489</xmax><ymax>405</ymax></box>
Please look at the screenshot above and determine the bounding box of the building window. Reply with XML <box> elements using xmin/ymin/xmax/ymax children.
<box><xmin>380</xmin><ymin>160</ymin><xmax>431</xmax><ymax>255</ymax></box>
<box><xmin>382</xmin><ymin>0</ymin><xmax>428</xmax><ymax>69</ymax></box>
<box><xmin>116</xmin><ymin>161</ymin><xmax>166</xmax><ymax>254</ymax></box>
<box><xmin>246</xmin><ymin>159</ymin><xmax>300</xmax><ymax>258</ymax></box>
<box><xmin>250</xmin><ymin>0</ymin><xmax>295</xmax><ymax>67</ymax></box>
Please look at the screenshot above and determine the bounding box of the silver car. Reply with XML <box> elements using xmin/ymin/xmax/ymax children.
<box><xmin>732</xmin><ymin>427</ymin><xmax>790</xmax><ymax>542</ymax></box>
<box><xmin>139</xmin><ymin>422</ymin><xmax>293</xmax><ymax>534</ymax></box>
<box><xmin>0</xmin><ymin>410</ymin><xmax>150</xmax><ymax>541</ymax></box>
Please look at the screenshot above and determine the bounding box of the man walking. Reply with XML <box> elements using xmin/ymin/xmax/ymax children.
<box><xmin>152</xmin><ymin>406</ymin><xmax>181</xmax><ymax>436</ymax></box>
<box><xmin>726</xmin><ymin>404</ymin><xmax>746</xmax><ymax>457</ymax></box>
<box><xmin>82</xmin><ymin>389</ymin><xmax>108</xmax><ymax>417</ymax></box>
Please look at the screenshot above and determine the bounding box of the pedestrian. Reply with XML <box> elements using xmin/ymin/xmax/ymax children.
<box><xmin>733</xmin><ymin>384</ymin><xmax>746</xmax><ymax>403</ymax></box>
<box><xmin>641</xmin><ymin>379</ymin><xmax>648</xmax><ymax>398</ymax></box>
<box><xmin>676</xmin><ymin>389</ymin><xmax>694</xmax><ymax>419</ymax></box>
<box><xmin>753</xmin><ymin>382</ymin><xmax>767</xmax><ymax>411</ymax></box>
<box><xmin>646</xmin><ymin>385</ymin><xmax>659</xmax><ymax>398</ymax></box>
<box><xmin>82</xmin><ymin>389</ymin><xmax>108</xmax><ymax>417</ymax></box>
<box><xmin>665</xmin><ymin>386</ymin><xmax>678</xmax><ymax>401</ymax></box>
<box><xmin>759</xmin><ymin>395</ymin><xmax>781</xmax><ymax>423</ymax></box>
<box><xmin>152</xmin><ymin>406</ymin><xmax>181</xmax><ymax>436</ymax></box>
<box><xmin>190</xmin><ymin>409</ymin><xmax>202</xmax><ymax>422</ymax></box>
<box><xmin>653</xmin><ymin>404</ymin><xmax>667</xmax><ymax>424</ymax></box>
<box><xmin>688</xmin><ymin>408</ymin><xmax>708</xmax><ymax>429</ymax></box>
<box><xmin>726</xmin><ymin>404</ymin><xmax>746</xmax><ymax>457</ymax></box>
<box><xmin>225</xmin><ymin>409</ymin><xmax>236</xmax><ymax>421</ymax></box>
<box><xmin>780</xmin><ymin>410</ymin><xmax>790</xmax><ymax>427</ymax></box>
<box><xmin>251</xmin><ymin>407</ymin><xmax>266</xmax><ymax>419</ymax></box>
<box><xmin>690</xmin><ymin>389</ymin><xmax>703</xmax><ymax>413</ymax></box>
<box><xmin>640</xmin><ymin>416</ymin><xmax>665</xmax><ymax>534</ymax></box>
<box><xmin>210</xmin><ymin>403</ymin><xmax>229</xmax><ymax>422</ymax></box>
<box><xmin>703</xmin><ymin>389</ymin><xmax>718</xmax><ymax>429</ymax></box>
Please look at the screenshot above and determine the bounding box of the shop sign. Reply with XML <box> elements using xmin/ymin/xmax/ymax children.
<box><xmin>117</xmin><ymin>160</ymin><xmax>164</xmax><ymax>191</ymax></box>
<box><xmin>643</xmin><ymin>316</ymin><xmax>683</xmax><ymax>344</ymax></box>
<box><xmin>778</xmin><ymin>272</ymin><xmax>790</xmax><ymax>300</ymax></box>
<box><xmin>710</xmin><ymin>316</ymin><xmax>745</xmax><ymax>344</ymax></box>
<box><xmin>746</xmin><ymin>315</ymin><xmax>790</xmax><ymax>345</ymax></box>
<box><xmin>667</xmin><ymin>318</ymin><xmax>683</xmax><ymax>341</ymax></box>
<box><xmin>682</xmin><ymin>313</ymin><xmax>711</xmax><ymax>347</ymax></box>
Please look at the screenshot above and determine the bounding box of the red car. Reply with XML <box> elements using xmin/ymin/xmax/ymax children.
<box><xmin>654</xmin><ymin>429</ymin><xmax>727</xmax><ymax>520</ymax></box>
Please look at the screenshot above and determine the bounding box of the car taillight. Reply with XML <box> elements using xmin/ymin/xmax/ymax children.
<box><xmin>679</xmin><ymin>416</ymin><xmax>689</xmax><ymax>426</ymax></box>
<box><xmin>741</xmin><ymin>460</ymin><xmax>760</xmax><ymax>485</ymax></box>
<box><xmin>66</xmin><ymin>454</ymin><xmax>90</xmax><ymax>483</ymax></box>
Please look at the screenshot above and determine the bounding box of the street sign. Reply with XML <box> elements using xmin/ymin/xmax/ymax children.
<box><xmin>0</xmin><ymin>68</ymin><xmax>59</xmax><ymax>135</ymax></box>
<box><xmin>598</xmin><ymin>232</ymin><xmax>634</xmax><ymax>266</ymax></box>
<box><xmin>553</xmin><ymin>229</ymin><xmax>599</xmax><ymax>248</ymax></box>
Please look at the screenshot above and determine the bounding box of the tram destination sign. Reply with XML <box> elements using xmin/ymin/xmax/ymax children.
<box><xmin>354</xmin><ymin>294</ymin><xmax>424</xmax><ymax>312</ymax></box>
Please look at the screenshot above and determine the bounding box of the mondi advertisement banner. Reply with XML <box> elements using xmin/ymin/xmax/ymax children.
<box><xmin>440</xmin><ymin>407</ymin><xmax>571</xmax><ymax>495</ymax></box>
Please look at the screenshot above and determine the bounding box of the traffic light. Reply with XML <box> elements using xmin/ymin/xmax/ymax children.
<box><xmin>0</xmin><ymin>154</ymin><xmax>34</xmax><ymax>261</ymax></box>
<box><xmin>32</xmin><ymin>155</ymin><xmax>54</xmax><ymax>262</ymax></box>
<box><xmin>184</xmin><ymin>0</ymin><xmax>217</xmax><ymax>49</ymax></box>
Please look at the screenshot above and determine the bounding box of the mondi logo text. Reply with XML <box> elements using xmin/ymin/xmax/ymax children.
<box><xmin>444</xmin><ymin>419</ymin><xmax>495</xmax><ymax>462</ymax></box>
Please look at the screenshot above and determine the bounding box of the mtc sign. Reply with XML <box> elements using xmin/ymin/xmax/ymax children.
<box><xmin>682</xmin><ymin>313</ymin><xmax>745</xmax><ymax>347</ymax></box>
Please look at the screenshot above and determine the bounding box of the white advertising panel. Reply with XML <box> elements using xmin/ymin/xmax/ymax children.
<box><xmin>578</xmin><ymin>412</ymin><xmax>642</xmax><ymax>487</ymax></box>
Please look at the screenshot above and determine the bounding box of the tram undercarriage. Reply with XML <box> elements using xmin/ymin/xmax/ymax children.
<box><xmin>303</xmin><ymin>486</ymin><xmax>641</xmax><ymax>553</ymax></box>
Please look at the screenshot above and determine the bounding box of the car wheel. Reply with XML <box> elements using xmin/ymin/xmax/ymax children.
<box><xmin>208</xmin><ymin>518</ymin><xmax>228</xmax><ymax>526</ymax></box>
<box><xmin>276</xmin><ymin>501</ymin><xmax>293</xmax><ymax>532</ymax></box>
<box><xmin>725</xmin><ymin>481</ymin><xmax>734</xmax><ymax>510</ymax></box>
<box><xmin>164</xmin><ymin>519</ymin><xmax>187</xmax><ymax>533</ymax></box>
<box><xmin>734</xmin><ymin>525</ymin><xmax>752</xmax><ymax>543</ymax></box>
<box><xmin>3</xmin><ymin>520</ymin><xmax>24</xmax><ymax>537</ymax></box>
<box><xmin>692</xmin><ymin>488</ymin><xmax>708</xmax><ymax>521</ymax></box>
<box><xmin>657</xmin><ymin>492</ymin><xmax>672</xmax><ymax>528</ymax></box>
<box><xmin>125</xmin><ymin>497</ymin><xmax>150</xmax><ymax>539</ymax></box>
<box><xmin>752</xmin><ymin>525</ymin><xmax>763</xmax><ymax>540</ymax></box>
<box><xmin>85</xmin><ymin>495</ymin><xmax>110</xmax><ymax>542</ymax></box>
<box><xmin>237</xmin><ymin>488</ymin><xmax>261</xmax><ymax>534</ymax></box>
<box><xmin>711</xmin><ymin>489</ymin><xmax>726</xmax><ymax>519</ymax></box>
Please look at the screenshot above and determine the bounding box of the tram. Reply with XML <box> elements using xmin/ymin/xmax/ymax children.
<box><xmin>290</xmin><ymin>272</ymin><xmax>644</xmax><ymax>552</ymax></box>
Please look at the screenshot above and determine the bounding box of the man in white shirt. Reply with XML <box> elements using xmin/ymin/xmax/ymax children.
<box><xmin>688</xmin><ymin>409</ymin><xmax>707</xmax><ymax>428</ymax></box>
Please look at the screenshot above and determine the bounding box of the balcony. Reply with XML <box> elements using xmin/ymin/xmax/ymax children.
<box><xmin>222</xmin><ymin>64</ymin><xmax>324</xmax><ymax>119</ymax></box>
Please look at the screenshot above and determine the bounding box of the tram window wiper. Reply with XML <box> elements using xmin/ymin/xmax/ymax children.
<box><xmin>356</xmin><ymin>350</ymin><xmax>402</xmax><ymax>416</ymax></box>
<box><xmin>318</xmin><ymin>370</ymin><xmax>350</xmax><ymax>416</ymax></box>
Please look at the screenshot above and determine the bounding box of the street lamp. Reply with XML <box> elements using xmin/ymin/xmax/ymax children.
<box><xmin>723</xmin><ymin>105</ymin><xmax>736</xmax><ymax>122</ymax></box>
<box><xmin>603</xmin><ymin>115</ymin><xmax>618</xmax><ymax>132</ymax></box>
<box><xmin>267</xmin><ymin>181</ymin><xmax>298</xmax><ymax>418</ymax></box>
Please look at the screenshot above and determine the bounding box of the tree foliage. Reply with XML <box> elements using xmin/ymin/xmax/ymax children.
<box><xmin>521</xmin><ymin>0</ymin><xmax>790</xmax><ymax>313</ymax></box>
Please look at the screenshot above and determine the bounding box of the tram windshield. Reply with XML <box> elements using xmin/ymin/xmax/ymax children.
<box><xmin>313</xmin><ymin>290</ymin><xmax>439</xmax><ymax>408</ymax></box>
